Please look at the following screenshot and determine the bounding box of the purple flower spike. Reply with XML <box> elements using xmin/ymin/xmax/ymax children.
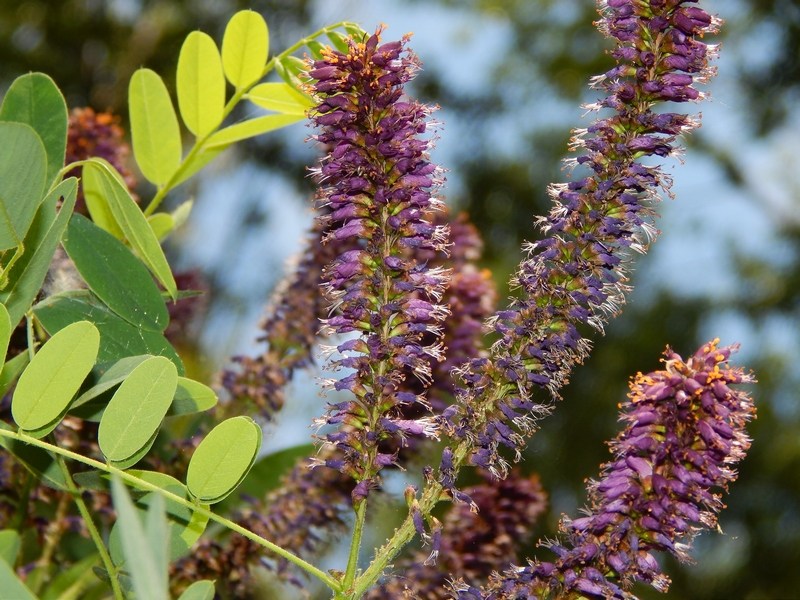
<box><xmin>443</xmin><ymin>0</ymin><xmax>721</xmax><ymax>481</ymax></box>
<box><xmin>476</xmin><ymin>340</ymin><xmax>755</xmax><ymax>599</ymax></box>
<box><xmin>309</xmin><ymin>30</ymin><xmax>449</xmax><ymax>495</ymax></box>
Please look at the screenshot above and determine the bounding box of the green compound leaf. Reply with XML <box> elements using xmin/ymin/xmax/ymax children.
<box><xmin>0</xmin><ymin>121</ymin><xmax>47</xmax><ymax>252</ymax></box>
<box><xmin>275</xmin><ymin>55</ymin><xmax>308</xmax><ymax>90</ymax></box>
<box><xmin>186</xmin><ymin>416</ymin><xmax>262</xmax><ymax>504</ymax></box>
<box><xmin>98</xmin><ymin>356</ymin><xmax>177</xmax><ymax>463</ymax></box>
<box><xmin>0</xmin><ymin>72</ymin><xmax>68</xmax><ymax>188</ymax></box>
<box><xmin>205</xmin><ymin>114</ymin><xmax>303</xmax><ymax>148</ymax></box>
<box><xmin>177</xmin><ymin>580</ymin><xmax>216</xmax><ymax>600</ymax></box>
<box><xmin>63</xmin><ymin>214</ymin><xmax>168</xmax><ymax>332</ymax></box>
<box><xmin>129</xmin><ymin>68</ymin><xmax>182</xmax><ymax>186</ymax></box>
<box><xmin>82</xmin><ymin>159</ymin><xmax>177</xmax><ymax>299</ymax></box>
<box><xmin>245</xmin><ymin>82</ymin><xmax>313</xmax><ymax>116</ymax></box>
<box><xmin>172</xmin><ymin>146</ymin><xmax>227</xmax><ymax>187</ymax></box>
<box><xmin>12</xmin><ymin>321</ymin><xmax>100</xmax><ymax>437</ymax></box>
<box><xmin>0</xmin><ymin>178</ymin><xmax>77</xmax><ymax>327</ymax></box>
<box><xmin>177</xmin><ymin>31</ymin><xmax>225</xmax><ymax>137</ymax></box>
<box><xmin>0</xmin><ymin>558</ymin><xmax>36</xmax><ymax>600</ymax></box>
<box><xmin>33</xmin><ymin>292</ymin><xmax>183</xmax><ymax>373</ymax></box>
<box><xmin>110</xmin><ymin>476</ymin><xmax>169</xmax><ymax>600</ymax></box>
<box><xmin>221</xmin><ymin>10</ymin><xmax>269</xmax><ymax>89</ymax></box>
<box><xmin>169</xmin><ymin>377</ymin><xmax>218</xmax><ymax>416</ymax></box>
<box><xmin>147</xmin><ymin>213</ymin><xmax>174</xmax><ymax>241</ymax></box>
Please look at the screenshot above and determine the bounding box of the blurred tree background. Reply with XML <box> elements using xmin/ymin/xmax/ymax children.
<box><xmin>2</xmin><ymin>0</ymin><xmax>799</xmax><ymax>598</ymax></box>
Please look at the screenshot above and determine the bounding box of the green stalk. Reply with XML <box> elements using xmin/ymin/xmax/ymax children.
<box><xmin>341</xmin><ymin>499</ymin><xmax>367</xmax><ymax>595</ymax></box>
<box><xmin>55</xmin><ymin>454</ymin><xmax>125</xmax><ymax>600</ymax></box>
<box><xmin>0</xmin><ymin>428</ymin><xmax>341</xmax><ymax>594</ymax></box>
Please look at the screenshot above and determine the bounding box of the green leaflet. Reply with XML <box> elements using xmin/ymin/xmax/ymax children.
<box><xmin>0</xmin><ymin>559</ymin><xmax>36</xmax><ymax>600</ymax></box>
<box><xmin>98</xmin><ymin>356</ymin><xmax>177</xmax><ymax>463</ymax></box>
<box><xmin>246</xmin><ymin>82</ymin><xmax>313</xmax><ymax>116</ymax></box>
<box><xmin>72</xmin><ymin>354</ymin><xmax>152</xmax><ymax>410</ymax></box>
<box><xmin>177</xmin><ymin>31</ymin><xmax>226</xmax><ymax>137</ymax></box>
<box><xmin>0</xmin><ymin>72</ymin><xmax>68</xmax><ymax>189</ymax></box>
<box><xmin>33</xmin><ymin>292</ymin><xmax>183</xmax><ymax>373</ymax></box>
<box><xmin>0</xmin><ymin>529</ymin><xmax>20</xmax><ymax>566</ymax></box>
<box><xmin>221</xmin><ymin>10</ymin><xmax>269</xmax><ymax>89</ymax></box>
<box><xmin>0</xmin><ymin>304</ymin><xmax>10</xmax><ymax>362</ymax></box>
<box><xmin>110</xmin><ymin>477</ymin><xmax>169</xmax><ymax>600</ymax></box>
<box><xmin>205</xmin><ymin>114</ymin><xmax>304</xmax><ymax>148</ymax></box>
<box><xmin>129</xmin><ymin>68</ymin><xmax>183</xmax><ymax>186</ymax></box>
<box><xmin>81</xmin><ymin>159</ymin><xmax>177</xmax><ymax>298</ymax></box>
<box><xmin>169</xmin><ymin>377</ymin><xmax>218</xmax><ymax>416</ymax></box>
<box><xmin>177</xmin><ymin>580</ymin><xmax>216</xmax><ymax>600</ymax></box>
<box><xmin>0</xmin><ymin>178</ymin><xmax>77</xmax><ymax>327</ymax></box>
<box><xmin>0</xmin><ymin>122</ymin><xmax>47</xmax><ymax>252</ymax></box>
<box><xmin>186</xmin><ymin>416</ymin><xmax>262</xmax><ymax>503</ymax></box>
<box><xmin>81</xmin><ymin>160</ymin><xmax>125</xmax><ymax>239</ymax></box>
<box><xmin>11</xmin><ymin>321</ymin><xmax>100</xmax><ymax>437</ymax></box>
<box><xmin>63</xmin><ymin>214</ymin><xmax>169</xmax><ymax>331</ymax></box>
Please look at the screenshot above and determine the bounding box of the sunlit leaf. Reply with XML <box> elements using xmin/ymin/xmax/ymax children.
<box><xmin>186</xmin><ymin>416</ymin><xmax>261</xmax><ymax>503</ymax></box>
<box><xmin>12</xmin><ymin>320</ymin><xmax>99</xmax><ymax>436</ymax></box>
<box><xmin>246</xmin><ymin>82</ymin><xmax>313</xmax><ymax>115</ymax></box>
<box><xmin>33</xmin><ymin>292</ymin><xmax>183</xmax><ymax>373</ymax></box>
<box><xmin>0</xmin><ymin>72</ymin><xmax>68</xmax><ymax>188</ymax></box>
<box><xmin>0</xmin><ymin>558</ymin><xmax>36</xmax><ymax>599</ymax></box>
<box><xmin>63</xmin><ymin>214</ymin><xmax>168</xmax><ymax>331</ymax></box>
<box><xmin>0</xmin><ymin>529</ymin><xmax>20</xmax><ymax>566</ymax></box>
<box><xmin>98</xmin><ymin>356</ymin><xmax>177</xmax><ymax>463</ymax></box>
<box><xmin>0</xmin><ymin>304</ymin><xmax>10</xmax><ymax>362</ymax></box>
<box><xmin>110</xmin><ymin>476</ymin><xmax>169</xmax><ymax>600</ymax></box>
<box><xmin>221</xmin><ymin>10</ymin><xmax>269</xmax><ymax>89</ymax></box>
<box><xmin>81</xmin><ymin>161</ymin><xmax>124</xmax><ymax>239</ymax></box>
<box><xmin>172</xmin><ymin>146</ymin><xmax>227</xmax><ymax>187</ymax></box>
<box><xmin>169</xmin><ymin>377</ymin><xmax>218</xmax><ymax>416</ymax></box>
<box><xmin>0</xmin><ymin>122</ymin><xmax>47</xmax><ymax>251</ymax></box>
<box><xmin>0</xmin><ymin>178</ymin><xmax>77</xmax><ymax>326</ymax></box>
<box><xmin>177</xmin><ymin>580</ymin><xmax>216</xmax><ymax>600</ymax></box>
<box><xmin>72</xmin><ymin>354</ymin><xmax>152</xmax><ymax>410</ymax></box>
<box><xmin>129</xmin><ymin>68</ymin><xmax>182</xmax><ymax>186</ymax></box>
<box><xmin>326</xmin><ymin>30</ymin><xmax>352</xmax><ymax>54</ymax></box>
<box><xmin>82</xmin><ymin>159</ymin><xmax>177</xmax><ymax>298</ymax></box>
<box><xmin>147</xmin><ymin>213</ymin><xmax>174</xmax><ymax>241</ymax></box>
<box><xmin>274</xmin><ymin>55</ymin><xmax>308</xmax><ymax>91</ymax></box>
<box><xmin>177</xmin><ymin>31</ymin><xmax>226</xmax><ymax>137</ymax></box>
<box><xmin>205</xmin><ymin>114</ymin><xmax>303</xmax><ymax>148</ymax></box>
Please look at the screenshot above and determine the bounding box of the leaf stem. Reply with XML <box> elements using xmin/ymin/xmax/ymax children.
<box><xmin>0</xmin><ymin>427</ymin><xmax>341</xmax><ymax>593</ymax></box>
<box><xmin>55</xmin><ymin>453</ymin><xmax>124</xmax><ymax>600</ymax></box>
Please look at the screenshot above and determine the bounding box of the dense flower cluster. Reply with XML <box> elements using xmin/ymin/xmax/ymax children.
<box><xmin>453</xmin><ymin>340</ymin><xmax>754</xmax><ymax>599</ymax></box>
<box><xmin>370</xmin><ymin>471</ymin><xmax>546</xmax><ymax>599</ymax></box>
<box><xmin>443</xmin><ymin>0</ymin><xmax>721</xmax><ymax>480</ymax></box>
<box><xmin>309</xmin><ymin>31</ymin><xmax>450</xmax><ymax>496</ymax></box>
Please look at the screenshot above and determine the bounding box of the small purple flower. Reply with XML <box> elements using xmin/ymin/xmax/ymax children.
<box><xmin>309</xmin><ymin>30</ymin><xmax>449</xmax><ymax>495</ymax></box>
<box><xmin>474</xmin><ymin>340</ymin><xmax>755</xmax><ymax>599</ymax></box>
<box><xmin>443</xmin><ymin>0</ymin><xmax>722</xmax><ymax>481</ymax></box>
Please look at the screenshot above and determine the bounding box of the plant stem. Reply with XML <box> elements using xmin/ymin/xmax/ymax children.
<box><xmin>55</xmin><ymin>454</ymin><xmax>124</xmax><ymax>600</ymax></box>
<box><xmin>342</xmin><ymin>499</ymin><xmax>367</xmax><ymax>595</ymax></box>
<box><xmin>0</xmin><ymin>427</ymin><xmax>341</xmax><ymax>594</ymax></box>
